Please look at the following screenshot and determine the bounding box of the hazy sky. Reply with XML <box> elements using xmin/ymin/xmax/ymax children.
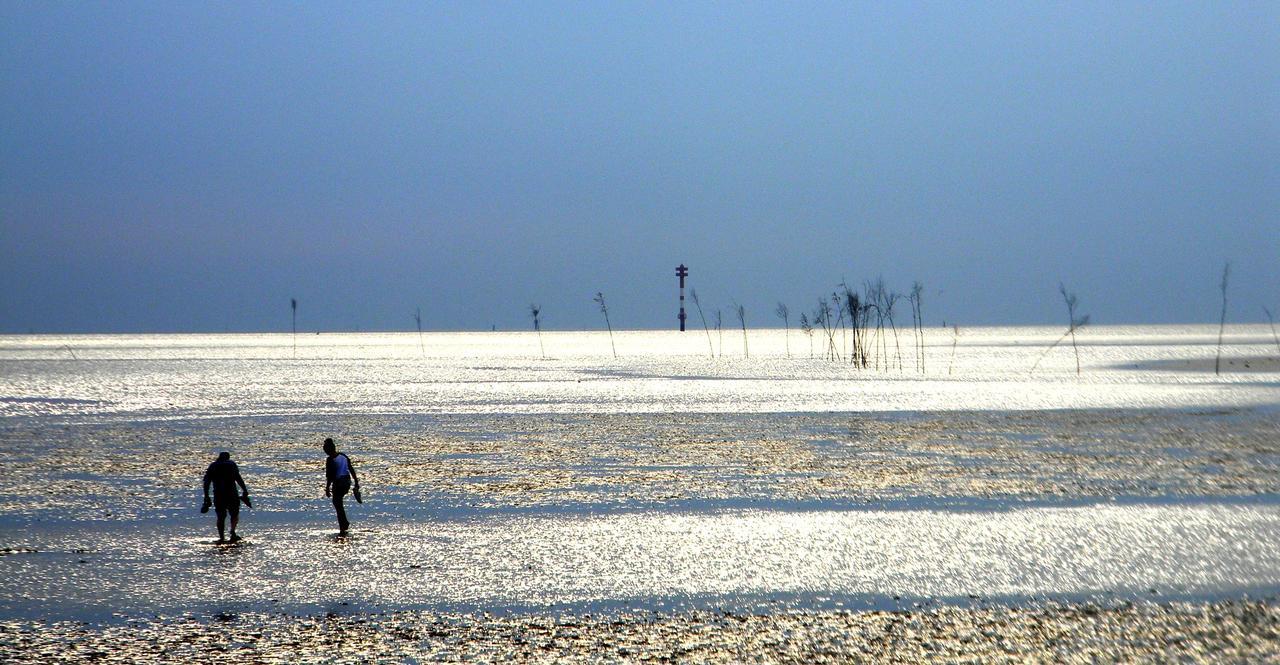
<box><xmin>2</xmin><ymin>2</ymin><xmax>1276</xmax><ymax>333</ymax></box>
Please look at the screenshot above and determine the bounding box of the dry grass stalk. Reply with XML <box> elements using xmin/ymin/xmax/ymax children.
<box><xmin>594</xmin><ymin>292</ymin><xmax>617</xmax><ymax>359</ymax></box>
<box><xmin>691</xmin><ymin>290</ymin><xmax>714</xmax><ymax>359</ymax></box>
<box><xmin>734</xmin><ymin>303</ymin><xmax>748</xmax><ymax>358</ymax></box>
<box><xmin>775</xmin><ymin>302</ymin><xmax>790</xmax><ymax>358</ymax></box>
<box><xmin>529</xmin><ymin>304</ymin><xmax>545</xmax><ymax>360</ymax></box>
<box><xmin>414</xmin><ymin>307</ymin><xmax>425</xmax><ymax>357</ymax></box>
<box><xmin>909</xmin><ymin>282</ymin><xmax>925</xmax><ymax>373</ymax></box>
<box><xmin>800</xmin><ymin>313</ymin><xmax>814</xmax><ymax>358</ymax></box>
<box><xmin>1030</xmin><ymin>284</ymin><xmax>1089</xmax><ymax>375</ymax></box>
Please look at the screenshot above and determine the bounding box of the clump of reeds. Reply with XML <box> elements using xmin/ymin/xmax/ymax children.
<box><xmin>863</xmin><ymin>279</ymin><xmax>901</xmax><ymax>371</ymax></box>
<box><xmin>841</xmin><ymin>285</ymin><xmax>866</xmax><ymax>368</ymax></box>
<box><xmin>593</xmin><ymin>292</ymin><xmax>617</xmax><ymax>358</ymax></box>
<box><xmin>792</xmin><ymin>277</ymin><xmax>928</xmax><ymax>372</ymax></box>
<box><xmin>529</xmin><ymin>304</ymin><xmax>545</xmax><ymax>359</ymax></box>
<box><xmin>1215</xmin><ymin>262</ymin><xmax>1230</xmax><ymax>376</ymax></box>
<box><xmin>775</xmin><ymin>302</ymin><xmax>790</xmax><ymax>358</ymax></box>
<box><xmin>691</xmin><ymin>289</ymin><xmax>714</xmax><ymax>359</ymax></box>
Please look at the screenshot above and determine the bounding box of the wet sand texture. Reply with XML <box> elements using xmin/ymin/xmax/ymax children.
<box><xmin>2</xmin><ymin>600</ymin><xmax>1277</xmax><ymax>663</ymax></box>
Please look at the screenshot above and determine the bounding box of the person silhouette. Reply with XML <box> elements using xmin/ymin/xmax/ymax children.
<box><xmin>202</xmin><ymin>451</ymin><xmax>249</xmax><ymax>543</ymax></box>
<box><xmin>323</xmin><ymin>438</ymin><xmax>361</xmax><ymax>535</ymax></box>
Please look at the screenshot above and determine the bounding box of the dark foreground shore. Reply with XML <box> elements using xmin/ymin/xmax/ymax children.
<box><xmin>3</xmin><ymin>599</ymin><xmax>1277</xmax><ymax>663</ymax></box>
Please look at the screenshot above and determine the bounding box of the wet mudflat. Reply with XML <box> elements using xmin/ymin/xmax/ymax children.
<box><xmin>2</xmin><ymin>329</ymin><xmax>1279</xmax><ymax>660</ymax></box>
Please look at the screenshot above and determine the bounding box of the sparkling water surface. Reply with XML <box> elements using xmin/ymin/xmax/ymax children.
<box><xmin>5</xmin><ymin>502</ymin><xmax>1279</xmax><ymax>621</ymax></box>
<box><xmin>1</xmin><ymin>326</ymin><xmax>1278</xmax><ymax>621</ymax></box>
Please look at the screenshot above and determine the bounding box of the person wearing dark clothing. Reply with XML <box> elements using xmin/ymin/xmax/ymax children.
<box><xmin>323</xmin><ymin>438</ymin><xmax>361</xmax><ymax>534</ymax></box>
<box><xmin>202</xmin><ymin>451</ymin><xmax>249</xmax><ymax>543</ymax></box>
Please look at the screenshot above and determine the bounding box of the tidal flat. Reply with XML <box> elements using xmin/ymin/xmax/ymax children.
<box><xmin>2</xmin><ymin>328</ymin><xmax>1278</xmax><ymax>660</ymax></box>
<box><xmin>2</xmin><ymin>409</ymin><xmax>1279</xmax><ymax>661</ymax></box>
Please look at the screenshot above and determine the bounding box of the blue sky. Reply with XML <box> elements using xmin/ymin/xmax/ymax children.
<box><xmin>2</xmin><ymin>2</ymin><xmax>1276</xmax><ymax>332</ymax></box>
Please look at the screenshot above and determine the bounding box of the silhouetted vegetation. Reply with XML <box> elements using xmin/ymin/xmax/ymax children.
<box><xmin>775</xmin><ymin>302</ymin><xmax>791</xmax><ymax>358</ymax></box>
<box><xmin>813</xmin><ymin>297</ymin><xmax>836</xmax><ymax>361</ymax></box>
<box><xmin>414</xmin><ymin>307</ymin><xmax>425</xmax><ymax>357</ymax></box>
<box><xmin>715</xmin><ymin>309</ymin><xmax>723</xmax><ymax>358</ymax></box>
<box><xmin>841</xmin><ymin>287</ymin><xmax>864</xmax><ymax>367</ymax></box>
<box><xmin>883</xmin><ymin>285</ymin><xmax>904</xmax><ymax>370</ymax></box>
<box><xmin>1031</xmin><ymin>284</ymin><xmax>1090</xmax><ymax>375</ymax></box>
<box><xmin>734</xmin><ymin>303</ymin><xmax>748</xmax><ymax>358</ymax></box>
<box><xmin>594</xmin><ymin>292</ymin><xmax>617</xmax><ymax>359</ymax></box>
<box><xmin>529</xmin><ymin>304</ymin><xmax>545</xmax><ymax>360</ymax></box>
<box><xmin>909</xmin><ymin>282</ymin><xmax>925</xmax><ymax>373</ymax></box>
<box><xmin>799</xmin><ymin>312</ymin><xmax>814</xmax><ymax>358</ymax></box>
<box><xmin>801</xmin><ymin>280</ymin><xmax>917</xmax><ymax>371</ymax></box>
<box><xmin>690</xmin><ymin>289</ymin><xmax>714</xmax><ymax>359</ymax></box>
<box><xmin>680</xmin><ymin>277</ymin><xmax>935</xmax><ymax>370</ymax></box>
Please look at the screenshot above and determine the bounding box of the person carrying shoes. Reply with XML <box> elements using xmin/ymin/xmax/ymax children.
<box><xmin>202</xmin><ymin>451</ymin><xmax>250</xmax><ymax>543</ymax></box>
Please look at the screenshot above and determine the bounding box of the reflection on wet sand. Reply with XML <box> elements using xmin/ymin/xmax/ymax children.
<box><xmin>5</xmin><ymin>502</ymin><xmax>1279</xmax><ymax>621</ymax></box>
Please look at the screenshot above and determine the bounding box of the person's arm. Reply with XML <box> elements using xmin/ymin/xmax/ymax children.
<box><xmin>346</xmin><ymin>454</ymin><xmax>359</xmax><ymax>490</ymax></box>
<box><xmin>235</xmin><ymin>466</ymin><xmax>248</xmax><ymax>497</ymax></box>
<box><xmin>324</xmin><ymin>457</ymin><xmax>333</xmax><ymax>497</ymax></box>
<box><xmin>202</xmin><ymin>466</ymin><xmax>212</xmax><ymax>500</ymax></box>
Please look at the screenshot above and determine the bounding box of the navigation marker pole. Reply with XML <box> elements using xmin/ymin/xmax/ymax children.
<box><xmin>676</xmin><ymin>264</ymin><xmax>688</xmax><ymax>331</ymax></box>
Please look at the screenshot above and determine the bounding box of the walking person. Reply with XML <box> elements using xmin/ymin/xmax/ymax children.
<box><xmin>323</xmin><ymin>437</ymin><xmax>361</xmax><ymax>535</ymax></box>
<box><xmin>202</xmin><ymin>451</ymin><xmax>250</xmax><ymax>543</ymax></box>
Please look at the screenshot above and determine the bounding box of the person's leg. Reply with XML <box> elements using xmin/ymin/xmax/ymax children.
<box><xmin>333</xmin><ymin>477</ymin><xmax>351</xmax><ymax>533</ymax></box>
<box><xmin>228</xmin><ymin>501</ymin><xmax>241</xmax><ymax>540</ymax></box>
<box><xmin>215</xmin><ymin>504</ymin><xmax>227</xmax><ymax>542</ymax></box>
<box><xmin>333</xmin><ymin>494</ymin><xmax>348</xmax><ymax>533</ymax></box>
